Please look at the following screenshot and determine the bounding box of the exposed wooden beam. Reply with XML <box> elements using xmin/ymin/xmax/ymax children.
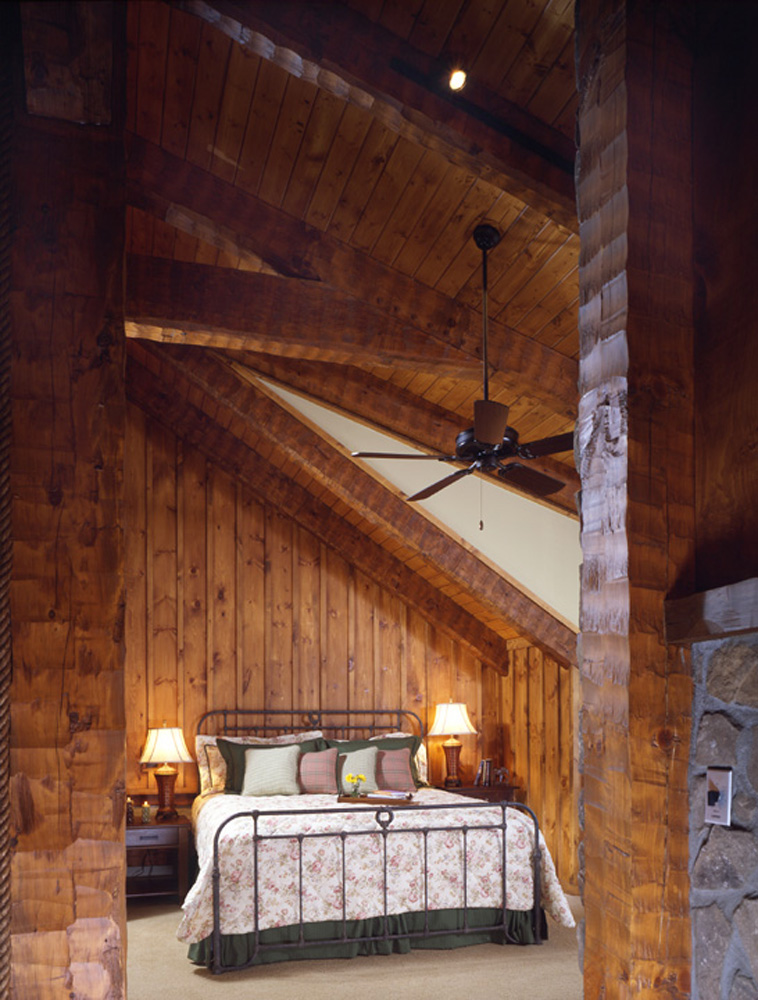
<box><xmin>180</xmin><ymin>0</ymin><xmax>577</xmax><ymax>231</ymax></box>
<box><xmin>228</xmin><ymin>350</ymin><xmax>580</xmax><ymax>517</ymax></box>
<box><xmin>665</xmin><ymin>578</ymin><xmax>758</xmax><ymax>644</ymax></box>
<box><xmin>126</xmin><ymin>135</ymin><xmax>578</xmax><ymax>420</ymax></box>
<box><xmin>142</xmin><ymin>342</ymin><xmax>577</xmax><ymax>664</ymax></box>
<box><xmin>125</xmin><ymin>254</ymin><xmax>478</xmax><ymax>375</ymax></box>
<box><xmin>126</xmin><ymin>344</ymin><xmax>514</xmax><ymax>672</ymax></box>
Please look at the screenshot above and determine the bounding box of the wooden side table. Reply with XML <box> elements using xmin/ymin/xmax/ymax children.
<box><xmin>442</xmin><ymin>784</ymin><xmax>523</xmax><ymax>803</ymax></box>
<box><xmin>126</xmin><ymin>816</ymin><xmax>192</xmax><ymax>902</ymax></box>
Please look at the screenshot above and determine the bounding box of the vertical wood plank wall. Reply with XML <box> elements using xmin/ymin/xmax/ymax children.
<box><xmin>125</xmin><ymin>402</ymin><xmax>579</xmax><ymax>889</ymax></box>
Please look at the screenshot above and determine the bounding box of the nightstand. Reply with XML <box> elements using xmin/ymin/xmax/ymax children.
<box><xmin>443</xmin><ymin>784</ymin><xmax>523</xmax><ymax>803</ymax></box>
<box><xmin>126</xmin><ymin>816</ymin><xmax>192</xmax><ymax>902</ymax></box>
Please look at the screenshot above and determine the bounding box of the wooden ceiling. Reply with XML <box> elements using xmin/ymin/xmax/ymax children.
<box><xmin>123</xmin><ymin>0</ymin><xmax>580</xmax><ymax>668</ymax></box>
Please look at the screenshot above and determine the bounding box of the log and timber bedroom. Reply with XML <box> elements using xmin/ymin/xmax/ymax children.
<box><xmin>5</xmin><ymin>0</ymin><xmax>758</xmax><ymax>998</ymax></box>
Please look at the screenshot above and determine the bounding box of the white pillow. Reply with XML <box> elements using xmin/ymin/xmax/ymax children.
<box><xmin>338</xmin><ymin>746</ymin><xmax>379</xmax><ymax>794</ymax></box>
<box><xmin>241</xmin><ymin>744</ymin><xmax>301</xmax><ymax>796</ymax></box>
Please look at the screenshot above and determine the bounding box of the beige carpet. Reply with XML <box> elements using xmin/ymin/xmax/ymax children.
<box><xmin>126</xmin><ymin>896</ymin><xmax>584</xmax><ymax>1000</ymax></box>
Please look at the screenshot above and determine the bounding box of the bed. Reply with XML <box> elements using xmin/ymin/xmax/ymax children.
<box><xmin>177</xmin><ymin>709</ymin><xmax>575</xmax><ymax>974</ymax></box>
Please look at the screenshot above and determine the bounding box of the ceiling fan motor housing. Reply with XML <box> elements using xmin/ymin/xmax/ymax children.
<box><xmin>473</xmin><ymin>398</ymin><xmax>509</xmax><ymax>445</ymax></box>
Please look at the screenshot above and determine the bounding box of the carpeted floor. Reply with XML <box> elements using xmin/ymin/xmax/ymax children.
<box><xmin>126</xmin><ymin>896</ymin><xmax>584</xmax><ymax>1000</ymax></box>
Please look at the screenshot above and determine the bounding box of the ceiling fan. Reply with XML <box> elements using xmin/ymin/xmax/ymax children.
<box><xmin>352</xmin><ymin>223</ymin><xmax>574</xmax><ymax>503</ymax></box>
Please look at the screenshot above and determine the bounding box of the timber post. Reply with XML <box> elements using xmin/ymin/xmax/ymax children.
<box><xmin>0</xmin><ymin>4</ymin><xmax>15</xmax><ymax>996</ymax></box>
<box><xmin>9</xmin><ymin>3</ymin><xmax>127</xmax><ymax>997</ymax></box>
<box><xmin>575</xmin><ymin>0</ymin><xmax>696</xmax><ymax>995</ymax></box>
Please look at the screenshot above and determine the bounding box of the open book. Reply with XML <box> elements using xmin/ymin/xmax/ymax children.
<box><xmin>365</xmin><ymin>789</ymin><xmax>413</xmax><ymax>801</ymax></box>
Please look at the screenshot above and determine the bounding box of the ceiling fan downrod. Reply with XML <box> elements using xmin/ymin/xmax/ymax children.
<box><xmin>472</xmin><ymin>223</ymin><xmax>507</xmax><ymax>446</ymax></box>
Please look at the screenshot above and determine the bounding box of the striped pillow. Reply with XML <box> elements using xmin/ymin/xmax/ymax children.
<box><xmin>299</xmin><ymin>748</ymin><xmax>338</xmax><ymax>793</ymax></box>
<box><xmin>376</xmin><ymin>746</ymin><xmax>415</xmax><ymax>792</ymax></box>
<box><xmin>241</xmin><ymin>744</ymin><xmax>301</xmax><ymax>796</ymax></box>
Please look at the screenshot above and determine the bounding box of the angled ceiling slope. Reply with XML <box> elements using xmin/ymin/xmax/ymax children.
<box><xmin>124</xmin><ymin>0</ymin><xmax>580</xmax><ymax>666</ymax></box>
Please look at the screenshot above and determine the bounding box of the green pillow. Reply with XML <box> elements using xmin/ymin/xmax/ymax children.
<box><xmin>218</xmin><ymin>737</ymin><xmax>326</xmax><ymax>793</ymax></box>
<box><xmin>327</xmin><ymin>735</ymin><xmax>423</xmax><ymax>788</ymax></box>
<box><xmin>242</xmin><ymin>744</ymin><xmax>301</xmax><ymax>796</ymax></box>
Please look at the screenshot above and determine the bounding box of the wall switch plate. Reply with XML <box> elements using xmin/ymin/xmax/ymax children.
<box><xmin>705</xmin><ymin>766</ymin><xmax>732</xmax><ymax>826</ymax></box>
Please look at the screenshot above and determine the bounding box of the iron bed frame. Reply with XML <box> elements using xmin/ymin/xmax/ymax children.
<box><xmin>194</xmin><ymin>709</ymin><xmax>544</xmax><ymax>975</ymax></box>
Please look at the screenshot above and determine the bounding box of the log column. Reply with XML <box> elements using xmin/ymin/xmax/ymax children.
<box><xmin>575</xmin><ymin>1</ymin><xmax>695</xmax><ymax>995</ymax></box>
<box><xmin>9</xmin><ymin>4</ymin><xmax>126</xmax><ymax>997</ymax></box>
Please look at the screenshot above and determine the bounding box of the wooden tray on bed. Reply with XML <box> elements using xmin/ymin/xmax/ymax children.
<box><xmin>337</xmin><ymin>793</ymin><xmax>414</xmax><ymax>805</ymax></box>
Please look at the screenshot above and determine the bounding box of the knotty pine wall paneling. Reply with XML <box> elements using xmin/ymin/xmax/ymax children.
<box><xmin>124</xmin><ymin>404</ymin><xmax>578</xmax><ymax>888</ymax></box>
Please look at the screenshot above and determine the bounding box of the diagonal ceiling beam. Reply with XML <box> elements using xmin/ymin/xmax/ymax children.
<box><xmin>125</xmin><ymin>254</ymin><xmax>478</xmax><ymax>375</ymax></box>
<box><xmin>227</xmin><ymin>350</ymin><xmax>580</xmax><ymax>517</ymax></box>
<box><xmin>180</xmin><ymin>0</ymin><xmax>577</xmax><ymax>231</ymax></box>
<box><xmin>126</xmin><ymin>343</ymin><xmax>515</xmax><ymax>673</ymax></box>
<box><xmin>142</xmin><ymin>342</ymin><xmax>578</xmax><ymax>664</ymax></box>
<box><xmin>126</xmin><ymin>135</ymin><xmax>578</xmax><ymax>419</ymax></box>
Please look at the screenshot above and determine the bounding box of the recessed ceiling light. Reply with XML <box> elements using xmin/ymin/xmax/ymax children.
<box><xmin>448</xmin><ymin>68</ymin><xmax>467</xmax><ymax>92</ymax></box>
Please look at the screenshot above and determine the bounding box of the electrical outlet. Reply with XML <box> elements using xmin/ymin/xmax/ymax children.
<box><xmin>705</xmin><ymin>766</ymin><xmax>732</xmax><ymax>826</ymax></box>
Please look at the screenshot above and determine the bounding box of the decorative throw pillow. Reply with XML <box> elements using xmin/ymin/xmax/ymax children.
<box><xmin>203</xmin><ymin>743</ymin><xmax>227</xmax><ymax>793</ymax></box>
<box><xmin>219</xmin><ymin>736</ymin><xmax>327</xmax><ymax>793</ymax></box>
<box><xmin>195</xmin><ymin>735</ymin><xmax>220</xmax><ymax>794</ymax></box>
<box><xmin>375</xmin><ymin>746</ymin><xmax>415</xmax><ymax>792</ymax></box>
<box><xmin>337</xmin><ymin>746</ymin><xmax>379</xmax><ymax>795</ymax></box>
<box><xmin>415</xmin><ymin>741</ymin><xmax>429</xmax><ymax>785</ymax></box>
<box><xmin>368</xmin><ymin>731</ymin><xmax>428</xmax><ymax>785</ymax></box>
<box><xmin>241</xmin><ymin>744</ymin><xmax>301</xmax><ymax>796</ymax></box>
<box><xmin>299</xmin><ymin>747</ymin><xmax>339</xmax><ymax>794</ymax></box>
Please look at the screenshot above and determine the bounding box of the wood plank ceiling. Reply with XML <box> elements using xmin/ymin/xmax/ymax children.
<box><xmin>123</xmin><ymin>0</ymin><xmax>580</xmax><ymax>668</ymax></box>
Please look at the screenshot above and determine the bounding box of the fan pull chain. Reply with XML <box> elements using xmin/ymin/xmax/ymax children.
<box><xmin>479</xmin><ymin>480</ymin><xmax>484</xmax><ymax>531</ymax></box>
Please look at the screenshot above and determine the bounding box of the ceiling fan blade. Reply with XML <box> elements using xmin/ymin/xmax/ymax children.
<box><xmin>406</xmin><ymin>465</ymin><xmax>477</xmax><ymax>502</ymax></box>
<box><xmin>517</xmin><ymin>431</ymin><xmax>574</xmax><ymax>459</ymax></box>
<box><xmin>474</xmin><ymin>399</ymin><xmax>509</xmax><ymax>445</ymax></box>
<box><xmin>352</xmin><ymin>451</ymin><xmax>456</xmax><ymax>461</ymax></box>
<box><xmin>498</xmin><ymin>462</ymin><xmax>565</xmax><ymax>497</ymax></box>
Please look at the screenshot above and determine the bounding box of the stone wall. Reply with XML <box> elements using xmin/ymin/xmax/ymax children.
<box><xmin>690</xmin><ymin>636</ymin><xmax>758</xmax><ymax>999</ymax></box>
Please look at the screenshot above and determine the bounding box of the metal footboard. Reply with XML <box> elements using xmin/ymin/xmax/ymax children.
<box><xmin>207</xmin><ymin>799</ymin><xmax>543</xmax><ymax>975</ymax></box>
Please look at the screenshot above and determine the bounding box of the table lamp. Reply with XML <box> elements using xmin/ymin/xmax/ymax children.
<box><xmin>140</xmin><ymin>723</ymin><xmax>193</xmax><ymax>822</ymax></box>
<box><xmin>428</xmin><ymin>701</ymin><xmax>476</xmax><ymax>787</ymax></box>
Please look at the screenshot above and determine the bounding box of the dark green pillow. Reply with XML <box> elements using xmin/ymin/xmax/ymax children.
<box><xmin>218</xmin><ymin>737</ymin><xmax>327</xmax><ymax>793</ymax></box>
<box><xmin>325</xmin><ymin>735</ymin><xmax>423</xmax><ymax>788</ymax></box>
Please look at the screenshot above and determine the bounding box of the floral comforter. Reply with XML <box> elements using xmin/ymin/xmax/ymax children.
<box><xmin>177</xmin><ymin>787</ymin><xmax>575</xmax><ymax>944</ymax></box>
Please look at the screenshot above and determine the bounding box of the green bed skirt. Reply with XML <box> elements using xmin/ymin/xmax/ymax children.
<box><xmin>188</xmin><ymin>908</ymin><xmax>548</xmax><ymax>969</ymax></box>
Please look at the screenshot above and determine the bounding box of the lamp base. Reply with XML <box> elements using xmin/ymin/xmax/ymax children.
<box><xmin>442</xmin><ymin>737</ymin><xmax>463</xmax><ymax>788</ymax></box>
<box><xmin>153</xmin><ymin>765</ymin><xmax>179</xmax><ymax>822</ymax></box>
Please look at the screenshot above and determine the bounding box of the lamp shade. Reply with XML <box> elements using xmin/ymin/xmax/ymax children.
<box><xmin>428</xmin><ymin>702</ymin><xmax>476</xmax><ymax>737</ymax></box>
<box><xmin>140</xmin><ymin>725</ymin><xmax>193</xmax><ymax>765</ymax></box>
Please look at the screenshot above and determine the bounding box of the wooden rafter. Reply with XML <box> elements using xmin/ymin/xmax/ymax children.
<box><xmin>125</xmin><ymin>254</ymin><xmax>478</xmax><ymax>375</ymax></box>
<box><xmin>135</xmin><ymin>342</ymin><xmax>578</xmax><ymax>664</ymax></box>
<box><xmin>180</xmin><ymin>0</ymin><xmax>577</xmax><ymax>230</ymax></box>
<box><xmin>126</xmin><ymin>343</ymin><xmax>515</xmax><ymax>672</ymax></box>
<box><xmin>126</xmin><ymin>135</ymin><xmax>579</xmax><ymax>419</ymax></box>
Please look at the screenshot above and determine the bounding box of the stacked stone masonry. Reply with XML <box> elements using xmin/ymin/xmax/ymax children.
<box><xmin>691</xmin><ymin>637</ymin><xmax>758</xmax><ymax>999</ymax></box>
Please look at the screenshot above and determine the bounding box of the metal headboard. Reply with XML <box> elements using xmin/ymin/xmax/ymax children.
<box><xmin>197</xmin><ymin>708</ymin><xmax>424</xmax><ymax>740</ymax></box>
